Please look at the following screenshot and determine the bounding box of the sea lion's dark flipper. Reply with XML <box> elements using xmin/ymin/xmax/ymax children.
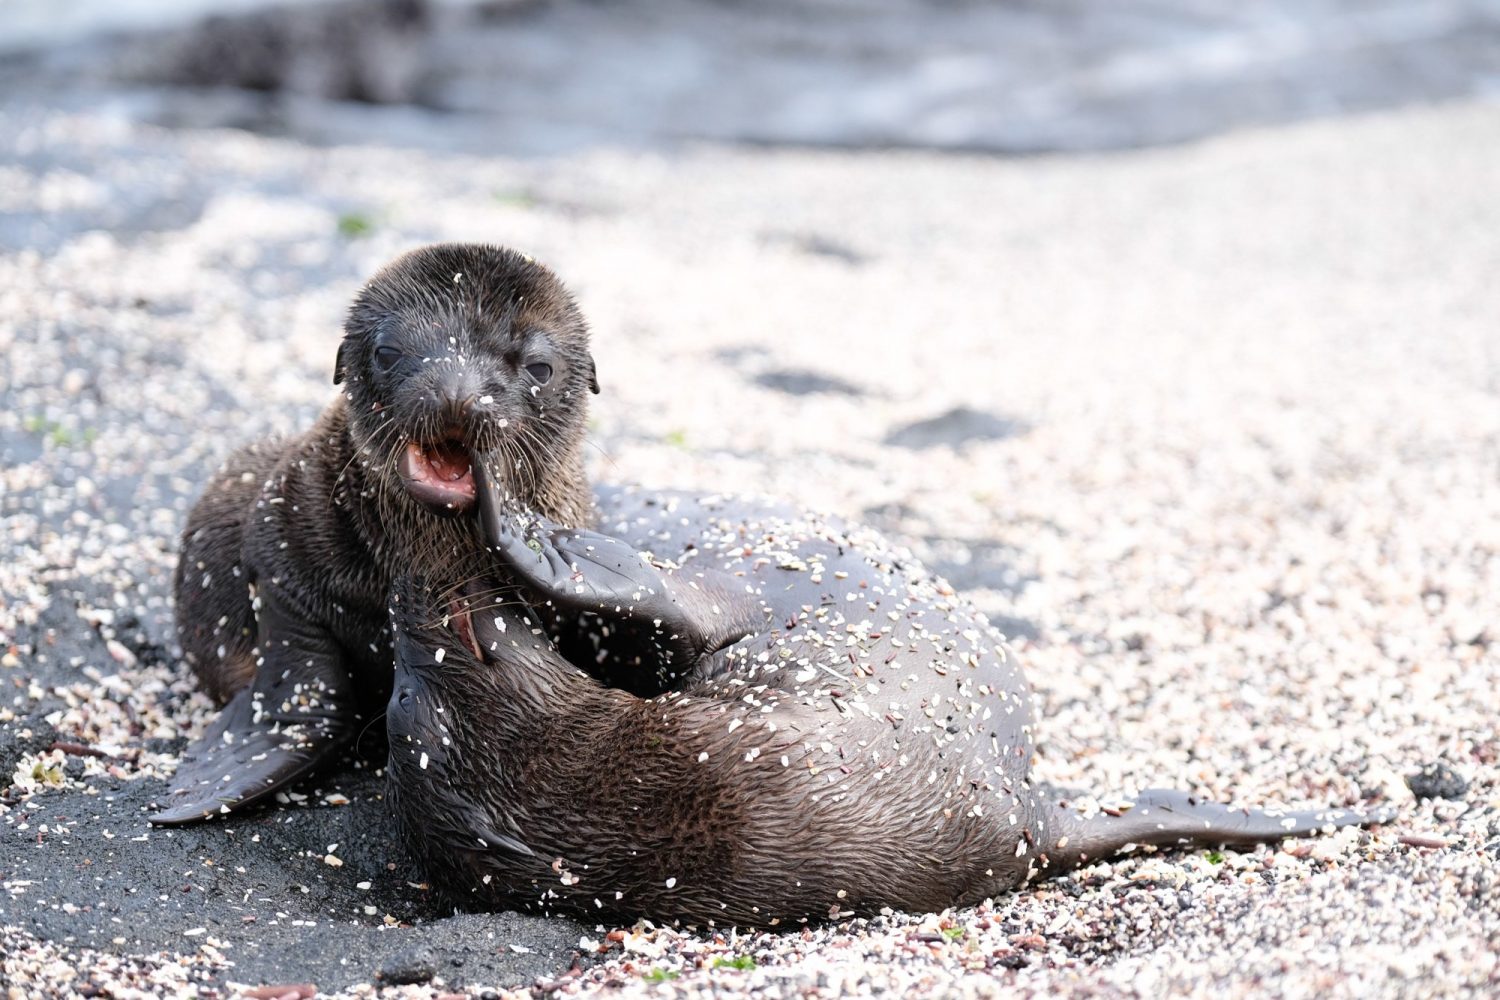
<box><xmin>1036</xmin><ymin>788</ymin><xmax>1397</xmax><ymax>872</ymax></box>
<box><xmin>150</xmin><ymin>593</ymin><xmax>356</xmax><ymax>825</ymax></box>
<box><xmin>475</xmin><ymin>462</ymin><xmax>760</xmax><ymax>674</ymax></box>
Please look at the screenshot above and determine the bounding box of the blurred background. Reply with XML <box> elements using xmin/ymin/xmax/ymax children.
<box><xmin>5</xmin><ymin>0</ymin><xmax>1499</xmax><ymax>157</ymax></box>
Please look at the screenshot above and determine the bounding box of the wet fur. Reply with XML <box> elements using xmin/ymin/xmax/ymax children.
<box><xmin>174</xmin><ymin>243</ymin><xmax>596</xmax><ymax>710</ymax></box>
<box><xmin>388</xmin><ymin>579</ymin><xmax>1017</xmax><ymax>927</ymax></box>
<box><xmin>387</xmin><ymin>492</ymin><xmax>1394</xmax><ymax>928</ymax></box>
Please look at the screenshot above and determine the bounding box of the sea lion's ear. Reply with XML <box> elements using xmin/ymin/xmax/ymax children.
<box><xmin>586</xmin><ymin>354</ymin><xmax>600</xmax><ymax>395</ymax></box>
<box><xmin>333</xmin><ymin>341</ymin><xmax>348</xmax><ymax>385</ymax></box>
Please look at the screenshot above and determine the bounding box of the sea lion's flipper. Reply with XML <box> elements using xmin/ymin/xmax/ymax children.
<box><xmin>1035</xmin><ymin>787</ymin><xmax>1397</xmax><ymax>872</ymax></box>
<box><xmin>477</xmin><ymin>827</ymin><xmax>535</xmax><ymax>857</ymax></box>
<box><xmin>475</xmin><ymin>463</ymin><xmax>759</xmax><ymax>674</ymax></box>
<box><xmin>150</xmin><ymin>593</ymin><xmax>356</xmax><ymax>825</ymax></box>
<box><xmin>147</xmin><ymin>686</ymin><xmax>350</xmax><ymax>824</ymax></box>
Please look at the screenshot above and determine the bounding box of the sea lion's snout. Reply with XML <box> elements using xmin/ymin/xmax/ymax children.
<box><xmin>390</xmin><ymin>362</ymin><xmax>488</xmax><ymax>515</ymax></box>
<box><xmin>385</xmin><ymin>591</ymin><xmax>448</xmax><ymax>777</ymax></box>
<box><xmin>373</xmin><ymin>350</ymin><xmax>550</xmax><ymax>516</ymax></box>
<box><xmin>448</xmin><ymin>592</ymin><xmax>486</xmax><ymax>661</ymax></box>
<box><xmin>385</xmin><ymin>665</ymin><xmax>450</xmax><ymax>778</ymax></box>
<box><xmin>393</xmin><ymin>569</ymin><xmax>553</xmax><ymax>681</ymax></box>
<box><xmin>390</xmin><ymin>575</ymin><xmax>494</xmax><ymax>670</ymax></box>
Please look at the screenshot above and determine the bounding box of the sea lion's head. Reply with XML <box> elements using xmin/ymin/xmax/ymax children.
<box><xmin>385</xmin><ymin>574</ymin><xmax>557</xmax><ymax>868</ymax></box>
<box><xmin>336</xmin><ymin>243</ymin><xmax>599</xmax><ymax>524</ymax></box>
<box><xmin>387</xmin><ymin>576</ymin><xmax>500</xmax><ymax>755</ymax></box>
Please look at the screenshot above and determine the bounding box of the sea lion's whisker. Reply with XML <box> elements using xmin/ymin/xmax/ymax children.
<box><xmin>582</xmin><ymin>435</ymin><xmax>619</xmax><ymax>471</ymax></box>
<box><xmin>430</xmin><ymin>572</ymin><xmax>510</xmax><ymax>606</ymax></box>
<box><xmin>354</xmin><ymin>710</ymin><xmax>389</xmax><ymax>754</ymax></box>
<box><xmin>411</xmin><ymin>595</ymin><xmax>535</xmax><ymax>634</ymax></box>
<box><xmin>330</xmin><ymin>419</ymin><xmax>402</xmax><ymax>507</ymax></box>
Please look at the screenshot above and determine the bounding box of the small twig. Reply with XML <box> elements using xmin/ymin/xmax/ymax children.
<box><xmin>48</xmin><ymin>741</ymin><xmax>114</xmax><ymax>760</ymax></box>
<box><xmin>237</xmin><ymin>985</ymin><xmax>317</xmax><ymax>1000</ymax></box>
<box><xmin>1398</xmin><ymin>834</ymin><xmax>1450</xmax><ymax>850</ymax></box>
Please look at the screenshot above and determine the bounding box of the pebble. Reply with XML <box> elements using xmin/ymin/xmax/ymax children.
<box><xmin>378</xmin><ymin>947</ymin><xmax>437</xmax><ymax>986</ymax></box>
<box><xmin>1405</xmin><ymin>763</ymin><xmax>1470</xmax><ymax>802</ymax></box>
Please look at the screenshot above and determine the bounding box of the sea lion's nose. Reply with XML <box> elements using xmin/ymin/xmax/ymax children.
<box><xmin>440</xmin><ymin>394</ymin><xmax>474</xmax><ymax>426</ymax></box>
<box><xmin>433</xmin><ymin>368</ymin><xmax>481</xmax><ymax>424</ymax></box>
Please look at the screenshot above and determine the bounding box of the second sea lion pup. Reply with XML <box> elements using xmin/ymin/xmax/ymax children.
<box><xmin>152</xmin><ymin>243</ymin><xmax>598</xmax><ymax>824</ymax></box>
<box><xmin>383</xmin><ymin>479</ymin><xmax>1396</xmax><ymax>926</ymax></box>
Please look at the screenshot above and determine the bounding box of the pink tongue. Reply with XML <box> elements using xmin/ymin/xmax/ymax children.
<box><xmin>426</xmin><ymin>443</ymin><xmax>470</xmax><ymax>482</ymax></box>
<box><xmin>398</xmin><ymin>441</ymin><xmax>476</xmax><ymax>513</ymax></box>
<box><xmin>449</xmin><ymin>599</ymin><xmax>482</xmax><ymax>659</ymax></box>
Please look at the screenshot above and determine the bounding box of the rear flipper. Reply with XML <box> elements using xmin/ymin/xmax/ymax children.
<box><xmin>1036</xmin><ymin>788</ymin><xmax>1397</xmax><ymax>873</ymax></box>
<box><xmin>150</xmin><ymin>591</ymin><xmax>356</xmax><ymax>825</ymax></box>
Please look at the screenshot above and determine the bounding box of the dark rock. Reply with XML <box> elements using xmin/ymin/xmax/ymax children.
<box><xmin>12</xmin><ymin>0</ymin><xmax>1494</xmax><ymax>158</ymax></box>
<box><xmin>763</xmin><ymin>231</ymin><xmax>869</xmax><ymax>265</ymax></box>
<box><xmin>379</xmin><ymin>946</ymin><xmax>437</xmax><ymax>985</ymax></box>
<box><xmin>0</xmin><ymin>423</ymin><xmax>46</xmax><ymax>465</ymax></box>
<box><xmin>754</xmin><ymin>369</ymin><xmax>865</xmax><ymax>397</ymax></box>
<box><xmin>884</xmin><ymin>407</ymin><xmax>1027</xmax><ymax>450</ymax></box>
<box><xmin>921</xmin><ymin>535</ymin><xmax>1033</xmax><ymax>597</ymax></box>
<box><xmin>1406</xmin><ymin>763</ymin><xmax>1469</xmax><ymax>801</ymax></box>
<box><xmin>977</xmin><ymin>612</ymin><xmax>1039</xmax><ymax>643</ymax></box>
<box><xmin>859</xmin><ymin>502</ymin><xmax>920</xmax><ymax>529</ymax></box>
<box><xmin>118</xmin><ymin>0</ymin><xmax>430</xmax><ymax>106</ymax></box>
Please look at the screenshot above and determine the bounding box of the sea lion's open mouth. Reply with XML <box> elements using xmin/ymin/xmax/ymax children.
<box><xmin>398</xmin><ymin>435</ymin><xmax>476</xmax><ymax>514</ymax></box>
<box><xmin>448</xmin><ymin>597</ymin><xmax>484</xmax><ymax>661</ymax></box>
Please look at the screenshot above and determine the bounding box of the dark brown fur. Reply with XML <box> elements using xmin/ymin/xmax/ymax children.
<box><xmin>175</xmin><ymin>243</ymin><xmax>595</xmax><ymax>707</ymax></box>
<box><xmin>157</xmin><ymin>243</ymin><xmax>597</xmax><ymax>823</ymax></box>
<box><xmin>387</xmin><ymin>490</ymin><xmax>1394</xmax><ymax>928</ymax></box>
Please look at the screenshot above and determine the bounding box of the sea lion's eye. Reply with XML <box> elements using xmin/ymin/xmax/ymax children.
<box><xmin>374</xmin><ymin>345</ymin><xmax>402</xmax><ymax>371</ymax></box>
<box><xmin>525</xmin><ymin>362</ymin><xmax>553</xmax><ymax>385</ymax></box>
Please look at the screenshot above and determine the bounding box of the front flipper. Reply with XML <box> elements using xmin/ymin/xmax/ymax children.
<box><xmin>1037</xmin><ymin>787</ymin><xmax>1398</xmax><ymax>872</ymax></box>
<box><xmin>150</xmin><ymin>592</ymin><xmax>357</xmax><ymax>825</ymax></box>
<box><xmin>475</xmin><ymin>464</ymin><xmax>761</xmax><ymax>683</ymax></box>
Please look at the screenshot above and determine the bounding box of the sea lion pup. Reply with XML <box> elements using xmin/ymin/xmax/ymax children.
<box><xmin>151</xmin><ymin>243</ymin><xmax>598</xmax><ymax>824</ymax></box>
<box><xmin>384</xmin><ymin>482</ymin><xmax>1395</xmax><ymax>927</ymax></box>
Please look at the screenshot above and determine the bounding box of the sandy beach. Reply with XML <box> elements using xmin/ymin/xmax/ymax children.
<box><xmin>1</xmin><ymin>94</ymin><xmax>1497</xmax><ymax>997</ymax></box>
